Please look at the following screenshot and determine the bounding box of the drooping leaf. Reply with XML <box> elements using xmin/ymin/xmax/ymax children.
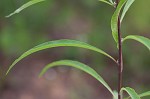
<box><xmin>125</xmin><ymin>91</ymin><xmax>150</xmax><ymax>99</ymax></box>
<box><xmin>139</xmin><ymin>91</ymin><xmax>150</xmax><ymax>98</ymax></box>
<box><xmin>122</xmin><ymin>35</ymin><xmax>150</xmax><ymax>51</ymax></box>
<box><xmin>6</xmin><ymin>0</ymin><xmax>45</xmax><ymax>17</ymax></box>
<box><xmin>99</xmin><ymin>0</ymin><xmax>113</xmax><ymax>6</ymax></box>
<box><xmin>121</xmin><ymin>0</ymin><xmax>135</xmax><ymax>22</ymax></box>
<box><xmin>39</xmin><ymin>60</ymin><xmax>115</xmax><ymax>97</ymax></box>
<box><xmin>111</xmin><ymin>0</ymin><xmax>127</xmax><ymax>43</ymax></box>
<box><xmin>6</xmin><ymin>39</ymin><xmax>116</xmax><ymax>75</ymax></box>
<box><xmin>121</xmin><ymin>87</ymin><xmax>140</xmax><ymax>99</ymax></box>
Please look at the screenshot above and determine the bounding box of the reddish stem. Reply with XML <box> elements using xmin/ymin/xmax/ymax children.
<box><xmin>116</xmin><ymin>0</ymin><xmax>123</xmax><ymax>99</ymax></box>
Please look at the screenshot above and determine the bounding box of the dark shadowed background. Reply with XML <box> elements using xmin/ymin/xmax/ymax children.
<box><xmin>0</xmin><ymin>0</ymin><xmax>150</xmax><ymax>99</ymax></box>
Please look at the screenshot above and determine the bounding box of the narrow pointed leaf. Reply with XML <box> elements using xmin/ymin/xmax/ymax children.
<box><xmin>6</xmin><ymin>39</ymin><xmax>116</xmax><ymax>75</ymax></box>
<box><xmin>39</xmin><ymin>60</ymin><xmax>115</xmax><ymax>97</ymax></box>
<box><xmin>125</xmin><ymin>91</ymin><xmax>150</xmax><ymax>99</ymax></box>
<box><xmin>121</xmin><ymin>87</ymin><xmax>140</xmax><ymax>99</ymax></box>
<box><xmin>6</xmin><ymin>0</ymin><xmax>45</xmax><ymax>18</ymax></box>
<box><xmin>139</xmin><ymin>91</ymin><xmax>150</xmax><ymax>98</ymax></box>
<box><xmin>122</xmin><ymin>35</ymin><xmax>150</xmax><ymax>51</ymax></box>
<box><xmin>121</xmin><ymin>0</ymin><xmax>135</xmax><ymax>22</ymax></box>
<box><xmin>99</xmin><ymin>0</ymin><xmax>113</xmax><ymax>6</ymax></box>
<box><xmin>111</xmin><ymin>0</ymin><xmax>127</xmax><ymax>43</ymax></box>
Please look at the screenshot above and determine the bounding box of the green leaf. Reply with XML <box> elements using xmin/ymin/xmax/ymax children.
<box><xmin>6</xmin><ymin>39</ymin><xmax>116</xmax><ymax>75</ymax></box>
<box><xmin>6</xmin><ymin>0</ymin><xmax>45</xmax><ymax>18</ymax></box>
<box><xmin>99</xmin><ymin>0</ymin><xmax>113</xmax><ymax>6</ymax></box>
<box><xmin>125</xmin><ymin>91</ymin><xmax>150</xmax><ymax>99</ymax></box>
<box><xmin>39</xmin><ymin>60</ymin><xmax>115</xmax><ymax>97</ymax></box>
<box><xmin>121</xmin><ymin>0</ymin><xmax>135</xmax><ymax>22</ymax></box>
<box><xmin>121</xmin><ymin>87</ymin><xmax>140</xmax><ymax>99</ymax></box>
<box><xmin>113</xmin><ymin>90</ymin><xmax>118</xmax><ymax>99</ymax></box>
<box><xmin>122</xmin><ymin>35</ymin><xmax>150</xmax><ymax>51</ymax></box>
<box><xmin>139</xmin><ymin>91</ymin><xmax>150</xmax><ymax>98</ymax></box>
<box><xmin>111</xmin><ymin>0</ymin><xmax>127</xmax><ymax>43</ymax></box>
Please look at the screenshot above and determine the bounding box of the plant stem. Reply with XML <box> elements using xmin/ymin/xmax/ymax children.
<box><xmin>116</xmin><ymin>0</ymin><xmax>123</xmax><ymax>99</ymax></box>
<box><xmin>118</xmin><ymin>17</ymin><xmax>123</xmax><ymax>99</ymax></box>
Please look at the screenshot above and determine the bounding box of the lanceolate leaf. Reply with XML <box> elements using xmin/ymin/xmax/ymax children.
<box><xmin>6</xmin><ymin>0</ymin><xmax>45</xmax><ymax>17</ymax></box>
<box><xmin>99</xmin><ymin>0</ymin><xmax>113</xmax><ymax>6</ymax></box>
<box><xmin>111</xmin><ymin>0</ymin><xmax>127</xmax><ymax>43</ymax></box>
<box><xmin>125</xmin><ymin>91</ymin><xmax>150</xmax><ymax>99</ymax></box>
<box><xmin>122</xmin><ymin>35</ymin><xmax>150</xmax><ymax>51</ymax></box>
<box><xmin>139</xmin><ymin>91</ymin><xmax>150</xmax><ymax>98</ymax></box>
<box><xmin>6</xmin><ymin>39</ymin><xmax>116</xmax><ymax>75</ymax></box>
<box><xmin>121</xmin><ymin>87</ymin><xmax>140</xmax><ymax>99</ymax></box>
<box><xmin>121</xmin><ymin>0</ymin><xmax>135</xmax><ymax>22</ymax></box>
<box><xmin>39</xmin><ymin>60</ymin><xmax>115</xmax><ymax>97</ymax></box>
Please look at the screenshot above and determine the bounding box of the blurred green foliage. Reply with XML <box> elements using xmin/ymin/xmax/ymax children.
<box><xmin>0</xmin><ymin>0</ymin><xmax>150</xmax><ymax>98</ymax></box>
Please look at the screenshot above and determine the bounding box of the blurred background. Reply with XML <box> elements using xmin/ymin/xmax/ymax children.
<box><xmin>0</xmin><ymin>0</ymin><xmax>150</xmax><ymax>99</ymax></box>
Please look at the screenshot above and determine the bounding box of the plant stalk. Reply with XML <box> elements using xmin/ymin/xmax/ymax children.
<box><xmin>116</xmin><ymin>0</ymin><xmax>123</xmax><ymax>99</ymax></box>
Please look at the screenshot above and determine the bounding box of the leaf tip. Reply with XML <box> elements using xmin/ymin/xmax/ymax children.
<box><xmin>5</xmin><ymin>13</ymin><xmax>13</xmax><ymax>18</ymax></box>
<box><xmin>38</xmin><ymin>74</ymin><xmax>42</xmax><ymax>78</ymax></box>
<box><xmin>38</xmin><ymin>71</ymin><xmax>44</xmax><ymax>78</ymax></box>
<box><xmin>5</xmin><ymin>71</ymin><xmax>9</xmax><ymax>76</ymax></box>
